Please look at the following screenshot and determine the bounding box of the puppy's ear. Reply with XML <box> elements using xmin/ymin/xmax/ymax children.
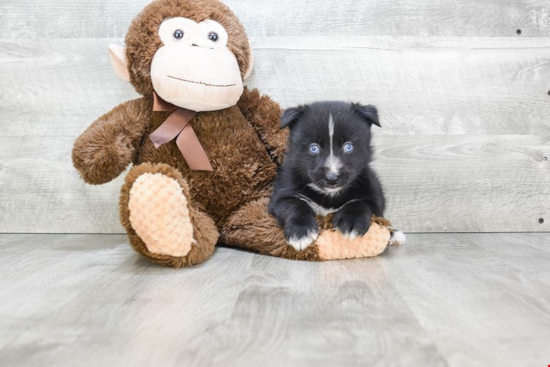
<box><xmin>352</xmin><ymin>104</ymin><xmax>381</xmax><ymax>127</ymax></box>
<box><xmin>280</xmin><ymin>106</ymin><xmax>306</xmax><ymax>129</ymax></box>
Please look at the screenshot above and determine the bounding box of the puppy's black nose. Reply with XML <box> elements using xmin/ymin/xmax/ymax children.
<box><xmin>324</xmin><ymin>172</ymin><xmax>340</xmax><ymax>185</ymax></box>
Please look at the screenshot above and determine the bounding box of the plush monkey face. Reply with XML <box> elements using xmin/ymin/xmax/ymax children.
<box><xmin>108</xmin><ymin>0</ymin><xmax>253</xmax><ymax>112</ymax></box>
<box><xmin>150</xmin><ymin>17</ymin><xmax>244</xmax><ymax>111</ymax></box>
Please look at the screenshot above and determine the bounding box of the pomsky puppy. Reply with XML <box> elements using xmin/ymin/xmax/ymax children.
<box><xmin>269</xmin><ymin>101</ymin><xmax>405</xmax><ymax>251</ymax></box>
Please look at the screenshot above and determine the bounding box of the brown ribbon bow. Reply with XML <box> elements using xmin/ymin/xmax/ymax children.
<box><xmin>150</xmin><ymin>93</ymin><xmax>213</xmax><ymax>171</ymax></box>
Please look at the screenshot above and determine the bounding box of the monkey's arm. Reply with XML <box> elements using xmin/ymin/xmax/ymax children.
<box><xmin>237</xmin><ymin>87</ymin><xmax>288</xmax><ymax>165</ymax></box>
<box><xmin>72</xmin><ymin>97</ymin><xmax>151</xmax><ymax>185</ymax></box>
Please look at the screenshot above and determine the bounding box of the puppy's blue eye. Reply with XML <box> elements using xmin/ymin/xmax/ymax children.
<box><xmin>343</xmin><ymin>142</ymin><xmax>354</xmax><ymax>153</ymax></box>
<box><xmin>309</xmin><ymin>144</ymin><xmax>320</xmax><ymax>155</ymax></box>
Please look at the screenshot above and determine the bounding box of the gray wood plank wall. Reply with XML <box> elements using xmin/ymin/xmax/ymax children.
<box><xmin>0</xmin><ymin>0</ymin><xmax>549</xmax><ymax>233</ymax></box>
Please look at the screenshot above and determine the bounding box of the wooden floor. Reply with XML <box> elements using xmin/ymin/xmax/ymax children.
<box><xmin>0</xmin><ymin>233</ymin><xmax>549</xmax><ymax>367</ymax></box>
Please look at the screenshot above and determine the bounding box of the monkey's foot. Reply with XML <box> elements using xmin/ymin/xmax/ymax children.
<box><xmin>128</xmin><ymin>172</ymin><xmax>196</xmax><ymax>257</ymax></box>
<box><xmin>315</xmin><ymin>219</ymin><xmax>391</xmax><ymax>260</ymax></box>
<box><xmin>121</xmin><ymin>163</ymin><xmax>218</xmax><ymax>268</ymax></box>
<box><xmin>221</xmin><ymin>198</ymin><xmax>391</xmax><ymax>261</ymax></box>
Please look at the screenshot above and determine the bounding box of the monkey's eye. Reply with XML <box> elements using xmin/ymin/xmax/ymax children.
<box><xmin>343</xmin><ymin>142</ymin><xmax>354</xmax><ymax>154</ymax></box>
<box><xmin>208</xmin><ymin>32</ymin><xmax>219</xmax><ymax>42</ymax></box>
<box><xmin>173</xmin><ymin>29</ymin><xmax>184</xmax><ymax>40</ymax></box>
<box><xmin>309</xmin><ymin>144</ymin><xmax>321</xmax><ymax>155</ymax></box>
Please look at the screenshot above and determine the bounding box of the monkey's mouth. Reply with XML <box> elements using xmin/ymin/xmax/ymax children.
<box><xmin>167</xmin><ymin>75</ymin><xmax>237</xmax><ymax>88</ymax></box>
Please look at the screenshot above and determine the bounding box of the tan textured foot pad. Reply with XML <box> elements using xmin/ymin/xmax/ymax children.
<box><xmin>315</xmin><ymin>222</ymin><xmax>391</xmax><ymax>260</ymax></box>
<box><xmin>128</xmin><ymin>173</ymin><xmax>195</xmax><ymax>257</ymax></box>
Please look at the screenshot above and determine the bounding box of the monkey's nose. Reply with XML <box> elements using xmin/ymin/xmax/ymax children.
<box><xmin>324</xmin><ymin>172</ymin><xmax>340</xmax><ymax>185</ymax></box>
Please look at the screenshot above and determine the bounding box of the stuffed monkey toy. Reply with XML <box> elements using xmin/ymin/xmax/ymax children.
<box><xmin>72</xmin><ymin>0</ymin><xmax>397</xmax><ymax>268</ymax></box>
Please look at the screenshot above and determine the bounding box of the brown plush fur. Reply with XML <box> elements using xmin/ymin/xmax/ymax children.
<box><xmin>237</xmin><ymin>88</ymin><xmax>289</xmax><ymax>165</ymax></box>
<box><xmin>72</xmin><ymin>98</ymin><xmax>152</xmax><ymax>185</ymax></box>
<box><xmin>221</xmin><ymin>198</ymin><xmax>322</xmax><ymax>261</ymax></box>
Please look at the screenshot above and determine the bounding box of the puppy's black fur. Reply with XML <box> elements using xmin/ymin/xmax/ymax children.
<box><xmin>269</xmin><ymin>101</ymin><xmax>385</xmax><ymax>249</ymax></box>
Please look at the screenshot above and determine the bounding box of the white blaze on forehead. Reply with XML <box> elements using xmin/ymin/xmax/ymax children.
<box><xmin>325</xmin><ymin>114</ymin><xmax>343</xmax><ymax>174</ymax></box>
<box><xmin>329</xmin><ymin>113</ymin><xmax>335</xmax><ymax>144</ymax></box>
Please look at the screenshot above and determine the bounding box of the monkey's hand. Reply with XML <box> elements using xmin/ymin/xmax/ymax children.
<box><xmin>237</xmin><ymin>87</ymin><xmax>288</xmax><ymax>165</ymax></box>
<box><xmin>72</xmin><ymin>98</ymin><xmax>150</xmax><ymax>185</ymax></box>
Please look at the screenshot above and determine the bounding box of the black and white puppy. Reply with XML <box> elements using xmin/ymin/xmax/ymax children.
<box><xmin>269</xmin><ymin>101</ymin><xmax>399</xmax><ymax>251</ymax></box>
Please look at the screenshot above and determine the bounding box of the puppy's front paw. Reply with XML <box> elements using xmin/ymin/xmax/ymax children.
<box><xmin>333</xmin><ymin>212</ymin><xmax>370</xmax><ymax>239</ymax></box>
<box><xmin>284</xmin><ymin>218</ymin><xmax>319</xmax><ymax>251</ymax></box>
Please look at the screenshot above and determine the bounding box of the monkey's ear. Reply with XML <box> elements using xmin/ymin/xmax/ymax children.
<box><xmin>108</xmin><ymin>44</ymin><xmax>130</xmax><ymax>82</ymax></box>
<box><xmin>352</xmin><ymin>103</ymin><xmax>381</xmax><ymax>127</ymax></box>
<box><xmin>280</xmin><ymin>106</ymin><xmax>306</xmax><ymax>129</ymax></box>
<box><xmin>243</xmin><ymin>41</ymin><xmax>254</xmax><ymax>80</ymax></box>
